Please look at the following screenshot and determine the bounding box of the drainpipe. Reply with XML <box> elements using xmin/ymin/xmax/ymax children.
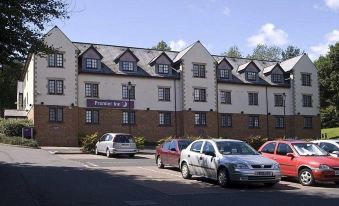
<box><xmin>174</xmin><ymin>78</ymin><xmax>177</xmax><ymax>137</ymax></box>
<box><xmin>216</xmin><ymin>71</ymin><xmax>220</xmax><ymax>138</ymax></box>
<box><xmin>265</xmin><ymin>85</ymin><xmax>269</xmax><ymax>139</ymax></box>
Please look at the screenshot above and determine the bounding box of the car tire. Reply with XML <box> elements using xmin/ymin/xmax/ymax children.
<box><xmin>298</xmin><ymin>168</ymin><xmax>315</xmax><ymax>186</ymax></box>
<box><xmin>218</xmin><ymin>168</ymin><xmax>230</xmax><ymax>188</ymax></box>
<box><xmin>106</xmin><ymin>149</ymin><xmax>111</xmax><ymax>158</ymax></box>
<box><xmin>95</xmin><ymin>147</ymin><xmax>99</xmax><ymax>155</ymax></box>
<box><xmin>129</xmin><ymin>154</ymin><xmax>135</xmax><ymax>158</ymax></box>
<box><xmin>157</xmin><ymin>156</ymin><xmax>164</xmax><ymax>169</ymax></box>
<box><xmin>181</xmin><ymin>162</ymin><xmax>192</xmax><ymax>179</ymax></box>
<box><xmin>335</xmin><ymin>181</ymin><xmax>339</xmax><ymax>185</ymax></box>
<box><xmin>264</xmin><ymin>182</ymin><xmax>277</xmax><ymax>187</ymax></box>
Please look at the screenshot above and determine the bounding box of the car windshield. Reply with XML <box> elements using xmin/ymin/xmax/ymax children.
<box><xmin>216</xmin><ymin>141</ymin><xmax>259</xmax><ymax>155</ymax></box>
<box><xmin>178</xmin><ymin>140</ymin><xmax>191</xmax><ymax>151</ymax></box>
<box><xmin>114</xmin><ymin>135</ymin><xmax>134</xmax><ymax>143</ymax></box>
<box><xmin>292</xmin><ymin>143</ymin><xmax>328</xmax><ymax>156</ymax></box>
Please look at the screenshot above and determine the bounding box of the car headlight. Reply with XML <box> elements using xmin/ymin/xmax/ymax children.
<box><xmin>233</xmin><ymin>163</ymin><xmax>249</xmax><ymax>169</ymax></box>
<box><xmin>319</xmin><ymin>164</ymin><xmax>331</xmax><ymax>170</ymax></box>
<box><xmin>273</xmin><ymin>163</ymin><xmax>280</xmax><ymax>170</ymax></box>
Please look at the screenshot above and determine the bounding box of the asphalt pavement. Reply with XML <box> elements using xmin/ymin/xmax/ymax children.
<box><xmin>1</xmin><ymin>144</ymin><xmax>339</xmax><ymax>206</ymax></box>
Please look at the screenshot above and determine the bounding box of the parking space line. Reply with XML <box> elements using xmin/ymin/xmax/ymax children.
<box><xmin>137</xmin><ymin>167</ymin><xmax>181</xmax><ymax>178</ymax></box>
<box><xmin>82</xmin><ymin>163</ymin><xmax>90</xmax><ymax>168</ymax></box>
<box><xmin>86</xmin><ymin>162</ymin><xmax>98</xmax><ymax>167</ymax></box>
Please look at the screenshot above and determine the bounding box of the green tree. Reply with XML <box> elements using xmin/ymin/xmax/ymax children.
<box><xmin>151</xmin><ymin>40</ymin><xmax>171</xmax><ymax>51</ymax></box>
<box><xmin>247</xmin><ymin>44</ymin><xmax>282</xmax><ymax>61</ymax></box>
<box><xmin>281</xmin><ymin>45</ymin><xmax>303</xmax><ymax>60</ymax></box>
<box><xmin>223</xmin><ymin>46</ymin><xmax>242</xmax><ymax>58</ymax></box>
<box><xmin>0</xmin><ymin>0</ymin><xmax>69</xmax><ymax>65</ymax></box>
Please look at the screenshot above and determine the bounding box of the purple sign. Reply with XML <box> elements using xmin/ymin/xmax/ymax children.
<box><xmin>87</xmin><ymin>99</ymin><xmax>134</xmax><ymax>108</ymax></box>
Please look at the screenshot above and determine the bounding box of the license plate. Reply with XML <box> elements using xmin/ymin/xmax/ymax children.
<box><xmin>120</xmin><ymin>144</ymin><xmax>130</xmax><ymax>147</ymax></box>
<box><xmin>255</xmin><ymin>171</ymin><xmax>273</xmax><ymax>176</ymax></box>
<box><xmin>335</xmin><ymin>170</ymin><xmax>339</xmax><ymax>176</ymax></box>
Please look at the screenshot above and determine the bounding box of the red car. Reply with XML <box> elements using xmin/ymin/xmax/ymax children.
<box><xmin>259</xmin><ymin>140</ymin><xmax>339</xmax><ymax>186</ymax></box>
<box><xmin>155</xmin><ymin>139</ymin><xmax>191</xmax><ymax>169</ymax></box>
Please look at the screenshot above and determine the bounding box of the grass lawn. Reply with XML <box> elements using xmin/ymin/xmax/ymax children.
<box><xmin>321</xmin><ymin>127</ymin><xmax>339</xmax><ymax>139</ymax></box>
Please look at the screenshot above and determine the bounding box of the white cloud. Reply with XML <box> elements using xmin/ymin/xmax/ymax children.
<box><xmin>247</xmin><ymin>23</ymin><xmax>288</xmax><ymax>47</ymax></box>
<box><xmin>223</xmin><ymin>7</ymin><xmax>231</xmax><ymax>16</ymax></box>
<box><xmin>310</xmin><ymin>29</ymin><xmax>339</xmax><ymax>59</ymax></box>
<box><xmin>325</xmin><ymin>0</ymin><xmax>339</xmax><ymax>10</ymax></box>
<box><xmin>170</xmin><ymin>39</ymin><xmax>187</xmax><ymax>51</ymax></box>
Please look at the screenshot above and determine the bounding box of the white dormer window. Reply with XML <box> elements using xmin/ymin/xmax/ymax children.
<box><xmin>220</xmin><ymin>69</ymin><xmax>230</xmax><ymax>79</ymax></box>
<box><xmin>86</xmin><ymin>58</ymin><xmax>98</xmax><ymax>69</ymax></box>
<box><xmin>246</xmin><ymin>71</ymin><xmax>257</xmax><ymax>81</ymax></box>
<box><xmin>272</xmin><ymin>74</ymin><xmax>283</xmax><ymax>83</ymax></box>
<box><xmin>158</xmin><ymin>64</ymin><xmax>169</xmax><ymax>74</ymax></box>
<box><xmin>121</xmin><ymin>61</ymin><xmax>134</xmax><ymax>71</ymax></box>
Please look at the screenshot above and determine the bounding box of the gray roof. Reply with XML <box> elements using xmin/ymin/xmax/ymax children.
<box><xmin>73</xmin><ymin>41</ymin><xmax>299</xmax><ymax>86</ymax></box>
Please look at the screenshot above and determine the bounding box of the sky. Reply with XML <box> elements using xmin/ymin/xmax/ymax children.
<box><xmin>50</xmin><ymin>0</ymin><xmax>339</xmax><ymax>60</ymax></box>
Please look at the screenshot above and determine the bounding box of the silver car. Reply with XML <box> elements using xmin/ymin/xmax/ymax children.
<box><xmin>95</xmin><ymin>133</ymin><xmax>138</xmax><ymax>158</ymax></box>
<box><xmin>180</xmin><ymin>139</ymin><xmax>281</xmax><ymax>187</ymax></box>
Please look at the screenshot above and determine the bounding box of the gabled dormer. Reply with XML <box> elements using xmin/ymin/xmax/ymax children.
<box><xmin>238</xmin><ymin>61</ymin><xmax>260</xmax><ymax>81</ymax></box>
<box><xmin>149</xmin><ymin>52</ymin><xmax>173</xmax><ymax>75</ymax></box>
<box><xmin>217</xmin><ymin>57</ymin><xmax>234</xmax><ymax>80</ymax></box>
<box><xmin>114</xmin><ymin>48</ymin><xmax>139</xmax><ymax>72</ymax></box>
<box><xmin>263</xmin><ymin>63</ymin><xmax>285</xmax><ymax>84</ymax></box>
<box><xmin>79</xmin><ymin>45</ymin><xmax>103</xmax><ymax>70</ymax></box>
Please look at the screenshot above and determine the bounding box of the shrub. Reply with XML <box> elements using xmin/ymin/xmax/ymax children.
<box><xmin>321</xmin><ymin>106</ymin><xmax>339</xmax><ymax>128</ymax></box>
<box><xmin>0</xmin><ymin>119</ymin><xmax>33</xmax><ymax>137</ymax></box>
<box><xmin>157</xmin><ymin>136</ymin><xmax>173</xmax><ymax>145</ymax></box>
<box><xmin>79</xmin><ymin>133</ymin><xmax>98</xmax><ymax>153</ymax></box>
<box><xmin>245</xmin><ymin>136</ymin><xmax>268</xmax><ymax>150</ymax></box>
<box><xmin>0</xmin><ymin>134</ymin><xmax>38</xmax><ymax>148</ymax></box>
<box><xmin>133</xmin><ymin>136</ymin><xmax>145</xmax><ymax>149</ymax></box>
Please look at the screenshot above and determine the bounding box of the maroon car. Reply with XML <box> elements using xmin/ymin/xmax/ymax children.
<box><xmin>155</xmin><ymin>139</ymin><xmax>191</xmax><ymax>168</ymax></box>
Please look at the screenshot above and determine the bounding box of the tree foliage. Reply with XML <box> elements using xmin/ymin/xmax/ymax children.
<box><xmin>247</xmin><ymin>44</ymin><xmax>282</xmax><ymax>61</ymax></box>
<box><xmin>281</xmin><ymin>45</ymin><xmax>303</xmax><ymax>60</ymax></box>
<box><xmin>223</xmin><ymin>46</ymin><xmax>242</xmax><ymax>58</ymax></box>
<box><xmin>151</xmin><ymin>40</ymin><xmax>171</xmax><ymax>51</ymax></box>
<box><xmin>315</xmin><ymin>43</ymin><xmax>339</xmax><ymax>128</ymax></box>
<box><xmin>0</xmin><ymin>0</ymin><xmax>70</xmax><ymax>65</ymax></box>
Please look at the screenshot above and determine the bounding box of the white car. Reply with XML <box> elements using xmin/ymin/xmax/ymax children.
<box><xmin>95</xmin><ymin>133</ymin><xmax>138</xmax><ymax>158</ymax></box>
<box><xmin>312</xmin><ymin>139</ymin><xmax>339</xmax><ymax>157</ymax></box>
<box><xmin>180</xmin><ymin>139</ymin><xmax>281</xmax><ymax>187</ymax></box>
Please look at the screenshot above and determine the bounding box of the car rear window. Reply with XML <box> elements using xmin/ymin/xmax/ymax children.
<box><xmin>178</xmin><ymin>140</ymin><xmax>191</xmax><ymax>151</ymax></box>
<box><xmin>114</xmin><ymin>135</ymin><xmax>134</xmax><ymax>143</ymax></box>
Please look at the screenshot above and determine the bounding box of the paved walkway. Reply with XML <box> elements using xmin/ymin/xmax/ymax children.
<box><xmin>41</xmin><ymin>146</ymin><xmax>156</xmax><ymax>155</ymax></box>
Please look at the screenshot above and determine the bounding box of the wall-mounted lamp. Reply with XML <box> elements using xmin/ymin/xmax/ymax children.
<box><xmin>210</xmin><ymin>109</ymin><xmax>213</xmax><ymax>112</ymax></box>
<box><xmin>188</xmin><ymin>108</ymin><xmax>191</xmax><ymax>111</ymax></box>
<box><xmin>268</xmin><ymin>112</ymin><xmax>271</xmax><ymax>115</ymax></box>
<box><xmin>241</xmin><ymin>111</ymin><xmax>244</xmax><ymax>114</ymax></box>
<box><xmin>146</xmin><ymin>108</ymin><xmax>150</xmax><ymax>111</ymax></box>
<box><xmin>297</xmin><ymin>112</ymin><xmax>300</xmax><ymax>115</ymax></box>
<box><xmin>41</xmin><ymin>102</ymin><xmax>44</xmax><ymax>105</ymax></box>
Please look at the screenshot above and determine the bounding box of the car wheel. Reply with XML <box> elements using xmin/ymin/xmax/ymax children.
<box><xmin>181</xmin><ymin>162</ymin><xmax>192</xmax><ymax>179</ymax></box>
<box><xmin>106</xmin><ymin>149</ymin><xmax>111</xmax><ymax>158</ymax></box>
<box><xmin>298</xmin><ymin>168</ymin><xmax>315</xmax><ymax>186</ymax></box>
<box><xmin>95</xmin><ymin>147</ymin><xmax>99</xmax><ymax>155</ymax></box>
<box><xmin>335</xmin><ymin>181</ymin><xmax>339</xmax><ymax>185</ymax></box>
<box><xmin>157</xmin><ymin>156</ymin><xmax>164</xmax><ymax>169</ymax></box>
<box><xmin>218</xmin><ymin>168</ymin><xmax>230</xmax><ymax>188</ymax></box>
<box><xmin>264</xmin><ymin>182</ymin><xmax>277</xmax><ymax>187</ymax></box>
<box><xmin>129</xmin><ymin>154</ymin><xmax>135</xmax><ymax>158</ymax></box>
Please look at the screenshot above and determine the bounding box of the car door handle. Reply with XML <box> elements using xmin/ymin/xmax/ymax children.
<box><xmin>188</xmin><ymin>154</ymin><xmax>190</xmax><ymax>158</ymax></box>
<box><xmin>199</xmin><ymin>156</ymin><xmax>203</xmax><ymax>160</ymax></box>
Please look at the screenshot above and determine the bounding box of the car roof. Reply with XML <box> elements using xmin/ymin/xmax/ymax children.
<box><xmin>106</xmin><ymin>133</ymin><xmax>132</xmax><ymax>136</ymax></box>
<box><xmin>199</xmin><ymin>139</ymin><xmax>243</xmax><ymax>142</ymax></box>
<box><xmin>267</xmin><ymin>139</ymin><xmax>308</xmax><ymax>144</ymax></box>
<box><xmin>313</xmin><ymin>139</ymin><xmax>339</xmax><ymax>143</ymax></box>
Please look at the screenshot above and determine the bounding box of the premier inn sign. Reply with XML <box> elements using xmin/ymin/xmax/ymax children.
<box><xmin>86</xmin><ymin>99</ymin><xmax>134</xmax><ymax>108</ymax></box>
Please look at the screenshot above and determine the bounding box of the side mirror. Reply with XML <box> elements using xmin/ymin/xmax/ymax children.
<box><xmin>204</xmin><ymin>151</ymin><xmax>216</xmax><ymax>157</ymax></box>
<box><xmin>287</xmin><ymin>153</ymin><xmax>295</xmax><ymax>158</ymax></box>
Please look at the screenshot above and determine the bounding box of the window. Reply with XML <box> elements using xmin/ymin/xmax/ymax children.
<box><xmin>193</xmin><ymin>64</ymin><xmax>206</xmax><ymax>78</ymax></box>
<box><xmin>261</xmin><ymin>142</ymin><xmax>276</xmax><ymax>154</ymax></box>
<box><xmin>272</xmin><ymin>74</ymin><xmax>284</xmax><ymax>83</ymax></box>
<box><xmin>301</xmin><ymin>73</ymin><xmax>311</xmax><ymax>86</ymax></box>
<box><xmin>248</xmin><ymin>92</ymin><xmax>258</xmax><ymax>105</ymax></box>
<box><xmin>159</xmin><ymin>112</ymin><xmax>171</xmax><ymax>126</ymax></box>
<box><xmin>158</xmin><ymin>64</ymin><xmax>169</xmax><ymax>74</ymax></box>
<box><xmin>194</xmin><ymin>112</ymin><xmax>207</xmax><ymax>126</ymax></box>
<box><xmin>85</xmin><ymin>58</ymin><xmax>98</xmax><ymax>69</ymax></box>
<box><xmin>48</xmin><ymin>53</ymin><xmax>63</xmax><ymax>67</ymax></box>
<box><xmin>319</xmin><ymin>142</ymin><xmax>339</xmax><ymax>153</ymax></box>
<box><xmin>221</xmin><ymin>114</ymin><xmax>232</xmax><ymax>127</ymax></box>
<box><xmin>276</xmin><ymin>143</ymin><xmax>293</xmax><ymax>155</ymax></box>
<box><xmin>122</xmin><ymin>111</ymin><xmax>135</xmax><ymax>124</ymax></box>
<box><xmin>49</xmin><ymin>107</ymin><xmax>63</xmax><ymax>122</ymax></box>
<box><xmin>220</xmin><ymin>69</ymin><xmax>230</xmax><ymax>79</ymax></box>
<box><xmin>220</xmin><ymin>91</ymin><xmax>231</xmax><ymax>104</ymax></box>
<box><xmin>274</xmin><ymin>94</ymin><xmax>284</xmax><ymax>107</ymax></box>
<box><xmin>194</xmin><ymin>88</ymin><xmax>206</xmax><ymax>102</ymax></box>
<box><xmin>163</xmin><ymin>141</ymin><xmax>171</xmax><ymax>150</ymax></box>
<box><xmin>121</xmin><ymin>61</ymin><xmax>134</xmax><ymax>71</ymax></box>
<box><xmin>302</xmin><ymin>95</ymin><xmax>312</xmax><ymax>107</ymax></box>
<box><xmin>169</xmin><ymin>140</ymin><xmax>177</xmax><ymax>151</ymax></box>
<box><xmin>85</xmin><ymin>83</ymin><xmax>99</xmax><ymax>97</ymax></box>
<box><xmin>304</xmin><ymin>116</ymin><xmax>312</xmax><ymax>128</ymax></box>
<box><xmin>246</xmin><ymin>71</ymin><xmax>257</xmax><ymax>81</ymax></box>
<box><xmin>275</xmin><ymin>116</ymin><xmax>284</xmax><ymax>128</ymax></box>
<box><xmin>190</xmin><ymin>141</ymin><xmax>203</xmax><ymax>153</ymax></box>
<box><xmin>249</xmin><ymin>115</ymin><xmax>259</xmax><ymax>128</ymax></box>
<box><xmin>48</xmin><ymin>80</ymin><xmax>63</xmax><ymax>95</ymax></box>
<box><xmin>85</xmin><ymin>110</ymin><xmax>99</xmax><ymax>124</ymax></box>
<box><xmin>158</xmin><ymin>87</ymin><xmax>170</xmax><ymax>101</ymax></box>
<box><xmin>202</xmin><ymin>142</ymin><xmax>215</xmax><ymax>154</ymax></box>
<box><xmin>122</xmin><ymin>85</ymin><xmax>135</xmax><ymax>99</ymax></box>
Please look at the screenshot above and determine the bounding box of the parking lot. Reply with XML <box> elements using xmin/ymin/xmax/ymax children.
<box><xmin>58</xmin><ymin>153</ymin><xmax>339</xmax><ymax>197</ymax></box>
